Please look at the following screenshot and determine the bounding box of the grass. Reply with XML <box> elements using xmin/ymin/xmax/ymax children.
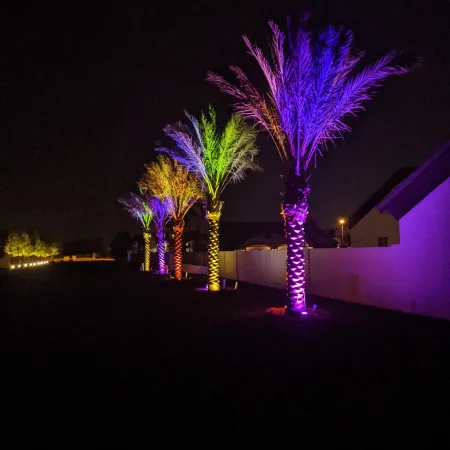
<box><xmin>1</xmin><ymin>262</ymin><xmax>449</xmax><ymax>445</ymax></box>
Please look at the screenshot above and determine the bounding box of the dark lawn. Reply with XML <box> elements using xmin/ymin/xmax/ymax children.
<box><xmin>1</xmin><ymin>263</ymin><xmax>449</xmax><ymax>446</ymax></box>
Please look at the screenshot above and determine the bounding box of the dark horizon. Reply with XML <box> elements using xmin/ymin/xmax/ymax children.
<box><xmin>0</xmin><ymin>0</ymin><xmax>448</xmax><ymax>243</ymax></box>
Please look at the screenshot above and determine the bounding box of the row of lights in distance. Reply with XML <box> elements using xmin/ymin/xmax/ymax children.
<box><xmin>10</xmin><ymin>261</ymin><xmax>50</xmax><ymax>270</ymax></box>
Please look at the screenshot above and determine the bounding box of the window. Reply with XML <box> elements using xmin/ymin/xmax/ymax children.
<box><xmin>377</xmin><ymin>237</ymin><xmax>388</xmax><ymax>247</ymax></box>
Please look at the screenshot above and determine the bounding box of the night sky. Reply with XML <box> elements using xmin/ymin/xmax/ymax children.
<box><xmin>0</xmin><ymin>0</ymin><xmax>448</xmax><ymax>243</ymax></box>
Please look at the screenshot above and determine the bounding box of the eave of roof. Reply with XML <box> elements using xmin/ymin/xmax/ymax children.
<box><xmin>377</xmin><ymin>141</ymin><xmax>450</xmax><ymax>220</ymax></box>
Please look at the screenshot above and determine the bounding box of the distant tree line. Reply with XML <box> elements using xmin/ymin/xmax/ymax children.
<box><xmin>4</xmin><ymin>232</ymin><xmax>60</xmax><ymax>262</ymax></box>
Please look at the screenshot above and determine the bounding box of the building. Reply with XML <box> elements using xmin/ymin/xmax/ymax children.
<box><xmin>375</xmin><ymin>140</ymin><xmax>450</xmax><ymax>318</ymax></box>
<box><xmin>183</xmin><ymin>142</ymin><xmax>450</xmax><ymax>319</ymax></box>
<box><xmin>219</xmin><ymin>220</ymin><xmax>337</xmax><ymax>250</ymax></box>
<box><xmin>348</xmin><ymin>167</ymin><xmax>415</xmax><ymax>247</ymax></box>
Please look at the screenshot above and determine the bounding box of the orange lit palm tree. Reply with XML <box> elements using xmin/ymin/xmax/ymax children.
<box><xmin>139</xmin><ymin>155</ymin><xmax>203</xmax><ymax>280</ymax></box>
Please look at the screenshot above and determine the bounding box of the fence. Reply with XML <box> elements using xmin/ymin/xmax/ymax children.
<box><xmin>183</xmin><ymin>246</ymin><xmax>450</xmax><ymax>320</ymax></box>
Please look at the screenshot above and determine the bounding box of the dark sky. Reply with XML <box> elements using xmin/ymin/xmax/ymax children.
<box><xmin>0</xmin><ymin>0</ymin><xmax>448</xmax><ymax>243</ymax></box>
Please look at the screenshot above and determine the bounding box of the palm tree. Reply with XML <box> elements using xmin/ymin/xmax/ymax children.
<box><xmin>118</xmin><ymin>192</ymin><xmax>154</xmax><ymax>271</ymax></box>
<box><xmin>159</xmin><ymin>106</ymin><xmax>260</xmax><ymax>291</ymax></box>
<box><xmin>139</xmin><ymin>155</ymin><xmax>203</xmax><ymax>280</ymax></box>
<box><xmin>208</xmin><ymin>16</ymin><xmax>410</xmax><ymax>312</ymax></box>
<box><xmin>150</xmin><ymin>196</ymin><xmax>171</xmax><ymax>274</ymax></box>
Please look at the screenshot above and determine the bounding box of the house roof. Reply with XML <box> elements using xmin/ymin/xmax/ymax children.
<box><xmin>348</xmin><ymin>167</ymin><xmax>415</xmax><ymax>229</ymax></box>
<box><xmin>377</xmin><ymin>141</ymin><xmax>450</xmax><ymax>220</ymax></box>
<box><xmin>219</xmin><ymin>220</ymin><xmax>337</xmax><ymax>250</ymax></box>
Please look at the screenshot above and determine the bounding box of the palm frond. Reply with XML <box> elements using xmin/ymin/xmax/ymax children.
<box><xmin>208</xmin><ymin>16</ymin><xmax>410</xmax><ymax>174</ymax></box>
<box><xmin>150</xmin><ymin>196</ymin><xmax>172</xmax><ymax>232</ymax></box>
<box><xmin>158</xmin><ymin>106</ymin><xmax>261</xmax><ymax>201</ymax></box>
<box><xmin>118</xmin><ymin>192</ymin><xmax>154</xmax><ymax>231</ymax></box>
<box><xmin>138</xmin><ymin>155</ymin><xmax>203</xmax><ymax>222</ymax></box>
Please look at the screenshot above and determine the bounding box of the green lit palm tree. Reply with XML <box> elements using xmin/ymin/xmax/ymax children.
<box><xmin>139</xmin><ymin>155</ymin><xmax>203</xmax><ymax>280</ymax></box>
<box><xmin>119</xmin><ymin>192</ymin><xmax>154</xmax><ymax>271</ymax></box>
<box><xmin>158</xmin><ymin>106</ymin><xmax>260</xmax><ymax>291</ymax></box>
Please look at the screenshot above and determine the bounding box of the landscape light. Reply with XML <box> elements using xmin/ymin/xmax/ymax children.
<box><xmin>11</xmin><ymin>265</ymin><xmax>15</xmax><ymax>269</ymax></box>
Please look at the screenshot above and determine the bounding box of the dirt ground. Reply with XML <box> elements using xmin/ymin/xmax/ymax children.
<box><xmin>1</xmin><ymin>262</ymin><xmax>449</xmax><ymax>446</ymax></box>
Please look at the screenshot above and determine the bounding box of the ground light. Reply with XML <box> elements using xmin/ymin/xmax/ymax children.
<box><xmin>10</xmin><ymin>261</ymin><xmax>49</xmax><ymax>270</ymax></box>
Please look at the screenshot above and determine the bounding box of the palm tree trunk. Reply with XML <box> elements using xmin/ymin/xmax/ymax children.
<box><xmin>143</xmin><ymin>232</ymin><xmax>151</xmax><ymax>272</ymax></box>
<box><xmin>173</xmin><ymin>221</ymin><xmax>184</xmax><ymax>280</ymax></box>
<box><xmin>156</xmin><ymin>230</ymin><xmax>166</xmax><ymax>274</ymax></box>
<box><xmin>283</xmin><ymin>171</ymin><xmax>310</xmax><ymax>313</ymax></box>
<box><xmin>206</xmin><ymin>200</ymin><xmax>223</xmax><ymax>291</ymax></box>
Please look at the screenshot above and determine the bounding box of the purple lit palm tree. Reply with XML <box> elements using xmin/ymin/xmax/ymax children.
<box><xmin>208</xmin><ymin>16</ymin><xmax>410</xmax><ymax>312</ymax></box>
<box><xmin>118</xmin><ymin>192</ymin><xmax>154</xmax><ymax>272</ymax></box>
<box><xmin>150</xmin><ymin>196</ymin><xmax>171</xmax><ymax>274</ymax></box>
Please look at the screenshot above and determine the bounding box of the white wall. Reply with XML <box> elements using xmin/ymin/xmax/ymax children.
<box><xmin>350</xmin><ymin>208</ymin><xmax>400</xmax><ymax>247</ymax></box>
<box><xmin>183</xmin><ymin>178</ymin><xmax>450</xmax><ymax>320</ymax></box>
<box><xmin>396</xmin><ymin>177</ymin><xmax>450</xmax><ymax>319</ymax></box>
<box><xmin>306</xmin><ymin>246</ymin><xmax>412</xmax><ymax>313</ymax></box>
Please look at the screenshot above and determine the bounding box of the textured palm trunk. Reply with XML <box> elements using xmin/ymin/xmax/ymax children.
<box><xmin>206</xmin><ymin>200</ymin><xmax>223</xmax><ymax>292</ymax></box>
<box><xmin>143</xmin><ymin>232</ymin><xmax>151</xmax><ymax>272</ymax></box>
<box><xmin>173</xmin><ymin>221</ymin><xmax>184</xmax><ymax>281</ymax></box>
<box><xmin>156</xmin><ymin>231</ymin><xmax>166</xmax><ymax>274</ymax></box>
<box><xmin>283</xmin><ymin>171</ymin><xmax>310</xmax><ymax>313</ymax></box>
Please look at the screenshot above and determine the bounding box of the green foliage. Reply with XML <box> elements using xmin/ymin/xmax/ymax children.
<box><xmin>5</xmin><ymin>232</ymin><xmax>31</xmax><ymax>258</ymax></box>
<box><xmin>161</xmin><ymin>106</ymin><xmax>260</xmax><ymax>202</ymax></box>
<box><xmin>118</xmin><ymin>192</ymin><xmax>154</xmax><ymax>232</ymax></box>
<box><xmin>48</xmin><ymin>243</ymin><xmax>60</xmax><ymax>257</ymax></box>
<box><xmin>4</xmin><ymin>232</ymin><xmax>59</xmax><ymax>259</ymax></box>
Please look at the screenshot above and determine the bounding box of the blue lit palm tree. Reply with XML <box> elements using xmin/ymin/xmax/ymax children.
<box><xmin>208</xmin><ymin>15</ymin><xmax>411</xmax><ymax>312</ymax></box>
<box><xmin>149</xmin><ymin>196</ymin><xmax>172</xmax><ymax>274</ymax></box>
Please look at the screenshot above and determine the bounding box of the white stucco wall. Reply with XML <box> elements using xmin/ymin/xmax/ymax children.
<box><xmin>396</xmin><ymin>177</ymin><xmax>450</xmax><ymax>319</ymax></box>
<box><xmin>350</xmin><ymin>208</ymin><xmax>400</xmax><ymax>247</ymax></box>
<box><xmin>183</xmin><ymin>179</ymin><xmax>450</xmax><ymax>320</ymax></box>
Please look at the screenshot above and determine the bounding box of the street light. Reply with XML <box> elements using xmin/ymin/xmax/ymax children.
<box><xmin>338</xmin><ymin>219</ymin><xmax>345</xmax><ymax>247</ymax></box>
